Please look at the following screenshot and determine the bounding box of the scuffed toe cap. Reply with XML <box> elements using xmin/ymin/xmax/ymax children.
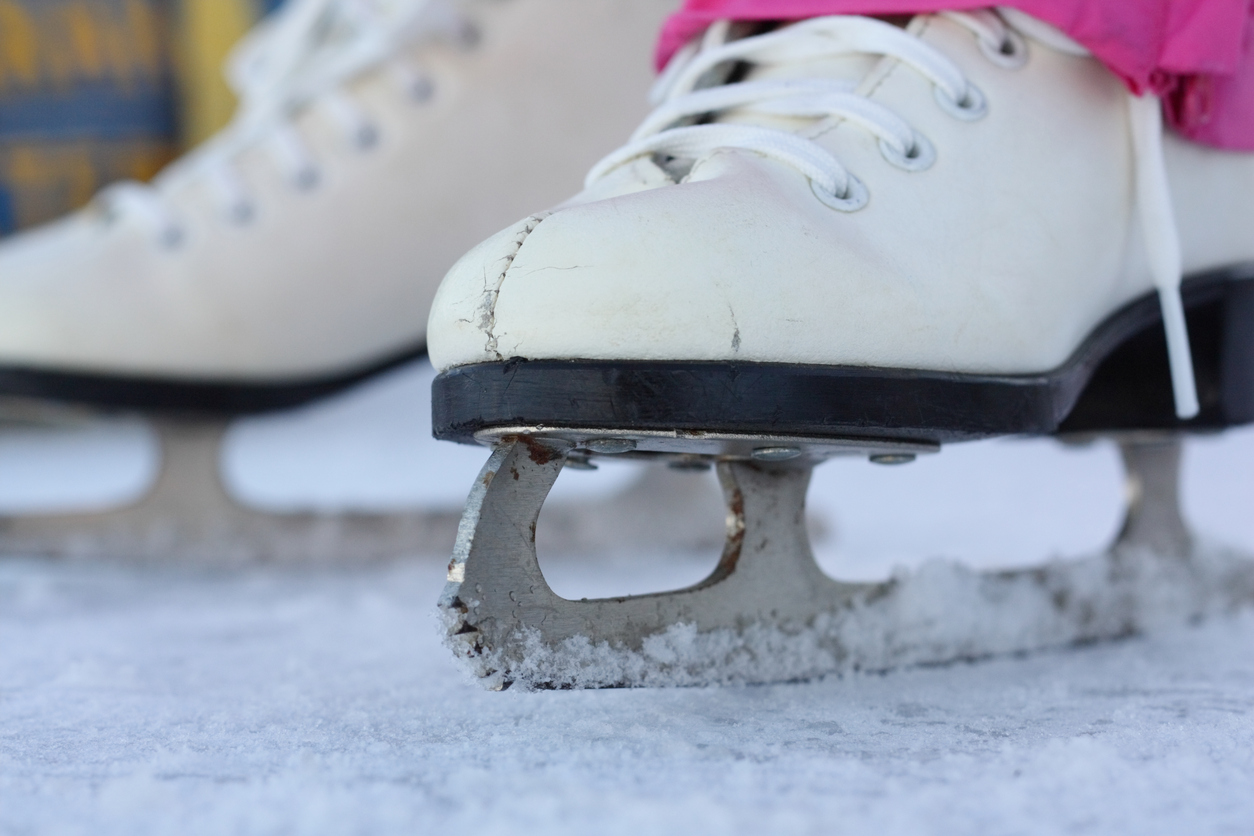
<box><xmin>426</xmin><ymin>213</ymin><xmax>550</xmax><ymax>371</ymax></box>
<box><xmin>427</xmin><ymin>155</ymin><xmax>823</xmax><ymax>373</ymax></box>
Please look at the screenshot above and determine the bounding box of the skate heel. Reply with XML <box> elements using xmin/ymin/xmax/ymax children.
<box><xmin>1060</xmin><ymin>271</ymin><xmax>1254</xmax><ymax>433</ymax></box>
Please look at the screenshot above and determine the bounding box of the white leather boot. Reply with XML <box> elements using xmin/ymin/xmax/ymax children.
<box><xmin>0</xmin><ymin>0</ymin><xmax>733</xmax><ymax>563</ymax></box>
<box><xmin>428</xmin><ymin>12</ymin><xmax>1254</xmax><ymax>690</ymax></box>
<box><xmin>0</xmin><ymin>0</ymin><xmax>670</xmax><ymax>404</ymax></box>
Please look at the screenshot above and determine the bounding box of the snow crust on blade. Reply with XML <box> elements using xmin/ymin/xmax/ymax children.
<box><xmin>446</xmin><ymin>542</ymin><xmax>1254</xmax><ymax>690</ymax></box>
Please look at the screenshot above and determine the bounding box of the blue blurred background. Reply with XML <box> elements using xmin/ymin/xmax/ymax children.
<box><xmin>0</xmin><ymin>0</ymin><xmax>284</xmax><ymax>235</ymax></box>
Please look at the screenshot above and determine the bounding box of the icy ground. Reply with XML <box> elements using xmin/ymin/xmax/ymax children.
<box><xmin>3</xmin><ymin>361</ymin><xmax>1254</xmax><ymax>835</ymax></box>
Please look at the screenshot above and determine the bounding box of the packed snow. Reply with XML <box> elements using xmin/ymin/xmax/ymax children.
<box><xmin>2</xmin><ymin>360</ymin><xmax>1253</xmax><ymax>834</ymax></box>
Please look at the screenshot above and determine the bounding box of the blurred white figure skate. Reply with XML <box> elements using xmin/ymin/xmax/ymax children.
<box><xmin>0</xmin><ymin>0</ymin><xmax>726</xmax><ymax>562</ymax></box>
<box><xmin>427</xmin><ymin>12</ymin><xmax>1254</xmax><ymax>687</ymax></box>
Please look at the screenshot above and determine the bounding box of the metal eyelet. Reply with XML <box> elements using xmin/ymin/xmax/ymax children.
<box><xmin>157</xmin><ymin>225</ymin><xmax>186</xmax><ymax>250</ymax></box>
<box><xmin>456</xmin><ymin>21</ymin><xmax>481</xmax><ymax>50</ymax></box>
<box><xmin>934</xmin><ymin>82</ymin><xmax>988</xmax><ymax>121</ymax></box>
<box><xmin>811</xmin><ymin>174</ymin><xmax>869</xmax><ymax>212</ymax></box>
<box><xmin>227</xmin><ymin>201</ymin><xmax>255</xmax><ymax>226</ymax></box>
<box><xmin>978</xmin><ymin>29</ymin><xmax>1028</xmax><ymax>69</ymax></box>
<box><xmin>353</xmin><ymin>124</ymin><xmax>380</xmax><ymax>150</ymax></box>
<box><xmin>293</xmin><ymin>167</ymin><xmax>320</xmax><ymax>191</ymax></box>
<box><xmin>409</xmin><ymin>76</ymin><xmax>435</xmax><ymax>103</ymax></box>
<box><xmin>878</xmin><ymin>132</ymin><xmax>936</xmax><ymax>172</ymax></box>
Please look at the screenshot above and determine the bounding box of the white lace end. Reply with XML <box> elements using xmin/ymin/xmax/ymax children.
<box><xmin>1158</xmin><ymin>287</ymin><xmax>1200</xmax><ymax>419</ymax></box>
<box><xmin>1130</xmin><ymin>93</ymin><xmax>1198</xmax><ymax>420</ymax></box>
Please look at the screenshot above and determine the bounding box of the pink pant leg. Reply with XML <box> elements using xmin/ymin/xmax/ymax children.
<box><xmin>656</xmin><ymin>1</ymin><xmax>1254</xmax><ymax>150</ymax></box>
<box><xmin>1163</xmin><ymin>11</ymin><xmax>1254</xmax><ymax>149</ymax></box>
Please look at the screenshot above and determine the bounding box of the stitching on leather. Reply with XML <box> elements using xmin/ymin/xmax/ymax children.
<box><xmin>477</xmin><ymin>212</ymin><xmax>552</xmax><ymax>360</ymax></box>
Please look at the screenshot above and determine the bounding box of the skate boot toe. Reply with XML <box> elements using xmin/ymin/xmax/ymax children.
<box><xmin>426</xmin><ymin>213</ymin><xmax>554</xmax><ymax>370</ymax></box>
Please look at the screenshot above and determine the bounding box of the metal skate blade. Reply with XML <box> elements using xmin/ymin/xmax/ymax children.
<box><xmin>441</xmin><ymin>434</ymin><xmax>1254</xmax><ymax>690</ymax></box>
<box><xmin>473</xmin><ymin>426</ymin><xmax>938</xmax><ymax>464</ymax></box>
<box><xmin>0</xmin><ymin>418</ymin><xmax>727</xmax><ymax>564</ymax></box>
<box><xmin>0</xmin><ymin>417</ymin><xmax>466</xmax><ymax>564</ymax></box>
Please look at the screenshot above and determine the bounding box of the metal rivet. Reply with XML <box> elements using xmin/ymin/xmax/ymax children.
<box><xmin>158</xmin><ymin>225</ymin><xmax>186</xmax><ymax>249</ymax></box>
<box><xmin>584</xmin><ymin>438</ymin><xmax>636</xmax><ymax>454</ymax></box>
<box><xmin>751</xmin><ymin>446</ymin><xmax>802</xmax><ymax>462</ymax></box>
<box><xmin>457</xmin><ymin>21</ymin><xmax>482</xmax><ymax>49</ymax></box>
<box><xmin>227</xmin><ymin>201</ymin><xmax>255</xmax><ymax>225</ymax></box>
<box><xmin>354</xmin><ymin>124</ymin><xmax>380</xmax><ymax>150</ymax></box>
<box><xmin>293</xmin><ymin>167</ymin><xmax>320</xmax><ymax>191</ymax></box>
<box><xmin>869</xmin><ymin>453</ymin><xmax>916</xmax><ymax>465</ymax></box>
<box><xmin>409</xmin><ymin>77</ymin><xmax>435</xmax><ymax>103</ymax></box>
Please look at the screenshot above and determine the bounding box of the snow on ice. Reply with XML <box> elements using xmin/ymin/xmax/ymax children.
<box><xmin>2</xmin><ymin>361</ymin><xmax>1253</xmax><ymax>834</ymax></box>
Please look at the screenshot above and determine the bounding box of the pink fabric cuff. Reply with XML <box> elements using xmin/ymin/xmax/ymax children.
<box><xmin>655</xmin><ymin>1</ymin><xmax>1254</xmax><ymax>150</ymax></box>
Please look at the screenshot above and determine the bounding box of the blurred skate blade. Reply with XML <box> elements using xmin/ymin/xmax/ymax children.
<box><xmin>0</xmin><ymin>362</ymin><xmax>641</xmax><ymax>517</ymax></box>
<box><xmin>0</xmin><ymin>361</ymin><xmax>1248</xmax><ymax>571</ymax></box>
<box><xmin>0</xmin><ymin>361</ymin><xmax>727</xmax><ymax>562</ymax></box>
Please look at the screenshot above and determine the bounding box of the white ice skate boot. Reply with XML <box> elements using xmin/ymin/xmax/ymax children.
<box><xmin>0</xmin><ymin>0</ymin><xmax>727</xmax><ymax>563</ymax></box>
<box><xmin>428</xmin><ymin>11</ymin><xmax>1254</xmax><ymax>688</ymax></box>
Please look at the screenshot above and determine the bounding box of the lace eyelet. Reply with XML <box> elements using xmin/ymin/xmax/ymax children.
<box><xmin>353</xmin><ymin>124</ymin><xmax>380</xmax><ymax>150</ymax></box>
<box><xmin>293</xmin><ymin>167</ymin><xmax>321</xmax><ymax>191</ymax></box>
<box><xmin>811</xmin><ymin>174</ymin><xmax>868</xmax><ymax>212</ymax></box>
<box><xmin>409</xmin><ymin>76</ymin><xmax>435</xmax><ymax>103</ymax></box>
<box><xmin>878</xmin><ymin>132</ymin><xmax>936</xmax><ymax>172</ymax></box>
<box><xmin>978</xmin><ymin>29</ymin><xmax>1028</xmax><ymax>69</ymax></box>
<box><xmin>934</xmin><ymin>82</ymin><xmax>988</xmax><ymax>121</ymax></box>
<box><xmin>456</xmin><ymin>21</ymin><xmax>481</xmax><ymax>50</ymax></box>
<box><xmin>157</xmin><ymin>226</ymin><xmax>186</xmax><ymax>250</ymax></box>
<box><xmin>227</xmin><ymin>202</ymin><xmax>255</xmax><ymax>226</ymax></box>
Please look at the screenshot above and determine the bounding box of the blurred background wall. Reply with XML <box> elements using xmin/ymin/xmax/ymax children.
<box><xmin>0</xmin><ymin>0</ymin><xmax>283</xmax><ymax>236</ymax></box>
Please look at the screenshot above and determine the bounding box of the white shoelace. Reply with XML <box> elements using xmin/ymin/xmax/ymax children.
<box><xmin>100</xmin><ymin>0</ymin><xmax>471</xmax><ymax>246</ymax></box>
<box><xmin>589</xmin><ymin>12</ymin><xmax>1198</xmax><ymax>419</ymax></box>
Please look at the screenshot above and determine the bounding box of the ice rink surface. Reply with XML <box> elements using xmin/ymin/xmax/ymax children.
<box><xmin>3</xmin><ymin>361</ymin><xmax>1253</xmax><ymax>835</ymax></box>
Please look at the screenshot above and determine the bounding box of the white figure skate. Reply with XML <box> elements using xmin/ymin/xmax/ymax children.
<box><xmin>0</xmin><ymin>0</ymin><xmax>728</xmax><ymax>563</ymax></box>
<box><xmin>428</xmin><ymin>11</ymin><xmax>1254</xmax><ymax>688</ymax></box>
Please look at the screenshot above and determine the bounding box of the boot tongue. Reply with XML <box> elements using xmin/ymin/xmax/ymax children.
<box><xmin>739</xmin><ymin>50</ymin><xmax>880</xmax><ymax>86</ymax></box>
<box><xmin>740</xmin><ymin>14</ymin><xmax>916</xmax><ymax>85</ymax></box>
<box><xmin>704</xmin><ymin>17</ymin><xmax>901</xmax><ymax>132</ymax></box>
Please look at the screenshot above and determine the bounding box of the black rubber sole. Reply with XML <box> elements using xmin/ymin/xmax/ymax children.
<box><xmin>432</xmin><ymin>269</ymin><xmax>1254</xmax><ymax>446</ymax></box>
<box><xmin>0</xmin><ymin>342</ymin><xmax>427</xmax><ymax>416</ymax></box>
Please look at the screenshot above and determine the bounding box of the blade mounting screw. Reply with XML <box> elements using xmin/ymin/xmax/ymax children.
<box><xmin>751</xmin><ymin>446</ymin><xmax>802</xmax><ymax>462</ymax></box>
<box><xmin>584</xmin><ymin>438</ymin><xmax>637</xmax><ymax>454</ymax></box>
<box><xmin>869</xmin><ymin>453</ymin><xmax>916</xmax><ymax>465</ymax></box>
